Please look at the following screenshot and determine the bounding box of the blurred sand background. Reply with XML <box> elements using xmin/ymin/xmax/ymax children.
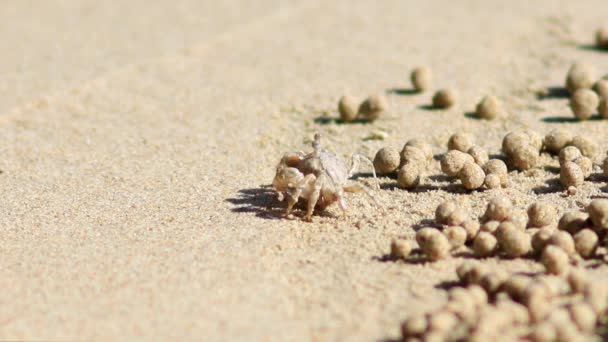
<box><xmin>1</xmin><ymin>0</ymin><xmax>608</xmax><ymax>340</ymax></box>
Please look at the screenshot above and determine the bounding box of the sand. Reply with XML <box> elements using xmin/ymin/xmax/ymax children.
<box><xmin>2</xmin><ymin>0</ymin><xmax>608</xmax><ymax>340</ymax></box>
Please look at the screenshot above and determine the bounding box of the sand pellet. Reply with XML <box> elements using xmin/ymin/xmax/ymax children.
<box><xmin>566</xmin><ymin>62</ymin><xmax>596</xmax><ymax>94</ymax></box>
<box><xmin>374</xmin><ymin>147</ymin><xmax>400</xmax><ymax>174</ymax></box>
<box><xmin>508</xmin><ymin>144</ymin><xmax>539</xmax><ymax>171</ymax></box>
<box><xmin>570</xmin><ymin>89</ymin><xmax>599</xmax><ymax>120</ymax></box>
<box><xmin>484</xmin><ymin>173</ymin><xmax>501</xmax><ymax>189</ymax></box>
<box><xmin>411</xmin><ymin>66</ymin><xmax>432</xmax><ymax>92</ymax></box>
<box><xmin>473</xmin><ymin>232</ymin><xmax>498</xmax><ymax>257</ymax></box>
<box><xmin>548</xmin><ymin>231</ymin><xmax>576</xmax><ymax>256</ymax></box>
<box><xmin>532</xmin><ymin>227</ymin><xmax>555</xmax><ymax>255</ymax></box>
<box><xmin>448</xmin><ymin>132</ymin><xmax>473</xmax><ymax>152</ymax></box>
<box><xmin>358</xmin><ymin>94</ymin><xmax>388</xmax><ymax>121</ymax></box>
<box><xmin>527</xmin><ymin>202</ymin><xmax>557</xmax><ymax>228</ymax></box>
<box><xmin>593</xmin><ymin>79</ymin><xmax>608</xmax><ymax>99</ymax></box>
<box><xmin>338</xmin><ymin>95</ymin><xmax>358</xmax><ymax>122</ymax></box>
<box><xmin>573</xmin><ymin>156</ymin><xmax>592</xmax><ymax>178</ymax></box>
<box><xmin>558</xmin><ymin>211</ymin><xmax>589</xmax><ymax>234</ymax></box>
<box><xmin>397</xmin><ymin>163</ymin><xmax>421</xmax><ymax>189</ymax></box>
<box><xmin>559</xmin><ymin>146</ymin><xmax>582</xmax><ymax>166</ymax></box>
<box><xmin>496</xmin><ymin>223</ymin><xmax>531</xmax><ymax>257</ymax></box>
<box><xmin>475</xmin><ymin>95</ymin><xmax>505</xmax><ymax>120</ymax></box>
<box><xmin>587</xmin><ymin>199</ymin><xmax>608</xmax><ymax>229</ymax></box>
<box><xmin>600</xmin><ymin>98</ymin><xmax>608</xmax><ymax>119</ymax></box>
<box><xmin>544</xmin><ymin>128</ymin><xmax>573</xmax><ymax>155</ymax></box>
<box><xmin>391</xmin><ymin>239</ymin><xmax>412</xmax><ymax>259</ymax></box>
<box><xmin>541</xmin><ymin>245</ymin><xmax>569</xmax><ymax>275</ymax></box>
<box><xmin>404</xmin><ymin>139</ymin><xmax>433</xmax><ymax>161</ymax></box>
<box><xmin>569</xmin><ymin>135</ymin><xmax>598</xmax><ymax>159</ymax></box>
<box><xmin>441</xmin><ymin>150</ymin><xmax>474</xmax><ymax>176</ymax></box>
<box><xmin>459</xmin><ymin>162</ymin><xmax>485</xmax><ymax>190</ymax></box>
<box><xmin>461</xmin><ymin>220</ymin><xmax>480</xmax><ymax>242</ymax></box>
<box><xmin>432</xmin><ymin>88</ymin><xmax>458</xmax><ymax>108</ymax></box>
<box><xmin>401</xmin><ymin>145</ymin><xmax>428</xmax><ymax>166</ymax></box>
<box><xmin>416</xmin><ymin>228</ymin><xmax>451</xmax><ymax>261</ymax></box>
<box><xmin>560</xmin><ymin>161</ymin><xmax>584</xmax><ymax>188</ymax></box>
<box><xmin>573</xmin><ymin>229</ymin><xmax>598</xmax><ymax>259</ymax></box>
<box><xmin>444</xmin><ymin>226</ymin><xmax>467</xmax><ymax>248</ymax></box>
<box><xmin>482</xmin><ymin>196</ymin><xmax>513</xmax><ymax>222</ymax></box>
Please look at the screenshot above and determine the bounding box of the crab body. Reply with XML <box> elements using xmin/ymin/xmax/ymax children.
<box><xmin>272</xmin><ymin>134</ymin><xmax>376</xmax><ymax>221</ymax></box>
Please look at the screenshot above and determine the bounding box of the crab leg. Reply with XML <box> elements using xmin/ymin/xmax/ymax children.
<box><xmin>348</xmin><ymin>154</ymin><xmax>379</xmax><ymax>189</ymax></box>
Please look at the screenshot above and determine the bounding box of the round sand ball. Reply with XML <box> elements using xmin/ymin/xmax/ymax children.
<box><xmin>558</xmin><ymin>146</ymin><xmax>582</xmax><ymax>166</ymax></box>
<box><xmin>440</xmin><ymin>150</ymin><xmax>473</xmax><ymax>177</ymax></box>
<box><xmin>596</xmin><ymin>27</ymin><xmax>608</xmax><ymax>49</ymax></box>
<box><xmin>480</xmin><ymin>271</ymin><xmax>509</xmax><ymax>296</ymax></box>
<box><xmin>411</xmin><ymin>66</ymin><xmax>432</xmax><ymax>92</ymax></box>
<box><xmin>483</xmin><ymin>196</ymin><xmax>512</xmax><ymax>222</ymax></box>
<box><xmin>391</xmin><ymin>239</ymin><xmax>412</xmax><ymax>259</ymax></box>
<box><xmin>542</xmin><ymin>245</ymin><xmax>569</xmax><ymax>275</ymax></box>
<box><xmin>574</xmin><ymin>229</ymin><xmax>598</xmax><ymax>259</ymax></box>
<box><xmin>568</xmin><ymin>268</ymin><xmax>589</xmax><ymax>294</ymax></box>
<box><xmin>568</xmin><ymin>302</ymin><xmax>597</xmax><ymax>332</ymax></box>
<box><xmin>560</xmin><ymin>161</ymin><xmax>584</xmax><ymax>188</ymax></box>
<box><xmin>404</xmin><ymin>139</ymin><xmax>433</xmax><ymax>161</ymax></box>
<box><xmin>338</xmin><ymin>95</ymin><xmax>358</xmax><ymax>122</ymax></box>
<box><xmin>530</xmin><ymin>322</ymin><xmax>557</xmax><ymax>342</ymax></box>
<box><xmin>594</xmin><ymin>79</ymin><xmax>608</xmax><ymax>99</ymax></box>
<box><xmin>358</xmin><ymin>94</ymin><xmax>388</xmax><ymax>121</ymax></box>
<box><xmin>480</xmin><ymin>220</ymin><xmax>500</xmax><ymax>234</ymax></box>
<box><xmin>475</xmin><ymin>95</ymin><xmax>504</xmax><ymax>120</ymax></box>
<box><xmin>532</xmin><ymin>227</ymin><xmax>555</xmax><ymax>255</ymax></box>
<box><xmin>558</xmin><ymin>211</ymin><xmax>589</xmax><ymax>234</ymax></box>
<box><xmin>570</xmin><ymin>89</ymin><xmax>599</xmax><ymax>120</ymax></box>
<box><xmin>527</xmin><ymin>202</ymin><xmax>557</xmax><ymax>228</ymax></box>
<box><xmin>373</xmin><ymin>147</ymin><xmax>400</xmax><ymax>174</ymax></box>
<box><xmin>548</xmin><ymin>231</ymin><xmax>576</xmax><ymax>256</ymax></box>
<box><xmin>467</xmin><ymin>146</ymin><xmax>489</xmax><ymax>166</ymax></box>
<box><xmin>573</xmin><ymin>157</ymin><xmax>592</xmax><ymax>178</ymax></box>
<box><xmin>484</xmin><ymin>173</ymin><xmax>501</xmax><ymax>189</ymax></box>
<box><xmin>566</xmin><ymin>62</ymin><xmax>596</xmax><ymax>93</ymax></box>
<box><xmin>600</xmin><ymin>97</ymin><xmax>608</xmax><ymax>119</ymax></box>
<box><xmin>435</xmin><ymin>201</ymin><xmax>457</xmax><ymax>225</ymax></box>
<box><xmin>503</xmin><ymin>275</ymin><xmax>533</xmax><ymax>302</ymax></box>
<box><xmin>444</xmin><ymin>226</ymin><xmax>467</xmax><ymax>248</ymax></box>
<box><xmin>459</xmin><ymin>263</ymin><xmax>488</xmax><ymax>286</ymax></box>
<box><xmin>397</xmin><ymin>163</ymin><xmax>421</xmax><ymax>189</ymax></box>
<box><xmin>502</xmin><ymin>131</ymin><xmax>529</xmax><ymax>156</ymax></box>
<box><xmin>483</xmin><ymin>159</ymin><xmax>508</xmax><ymax>176</ymax></box>
<box><xmin>473</xmin><ymin>232</ymin><xmax>498</xmax><ymax>257</ymax></box>
<box><xmin>569</xmin><ymin>135</ymin><xmax>598</xmax><ymax>159</ymax></box>
<box><xmin>588</xmin><ymin>199</ymin><xmax>608</xmax><ymax>229</ymax></box>
<box><xmin>400</xmin><ymin>146</ymin><xmax>427</xmax><ymax>167</ymax></box>
<box><xmin>509</xmin><ymin>210</ymin><xmax>528</xmax><ymax>231</ymax></box>
<box><xmin>467</xmin><ymin>285</ymin><xmax>488</xmax><ymax>308</ymax></box>
<box><xmin>432</xmin><ymin>88</ymin><xmax>457</xmax><ymax>108</ymax></box>
<box><xmin>544</xmin><ymin>128</ymin><xmax>573</xmax><ymax>155</ymax></box>
<box><xmin>447</xmin><ymin>132</ymin><xmax>473</xmax><ymax>152</ymax></box>
<box><xmin>401</xmin><ymin>314</ymin><xmax>427</xmax><ymax>338</ymax></box>
<box><xmin>461</xmin><ymin>220</ymin><xmax>480</xmax><ymax>242</ymax></box>
<box><xmin>456</xmin><ymin>262</ymin><xmax>474</xmax><ymax>283</ymax></box>
<box><xmin>459</xmin><ymin>162</ymin><xmax>485</xmax><ymax>190</ymax></box>
<box><xmin>416</xmin><ymin>228</ymin><xmax>451</xmax><ymax>261</ymax></box>
<box><xmin>508</xmin><ymin>144</ymin><xmax>539</xmax><ymax>171</ymax></box>
<box><xmin>524</xmin><ymin>130</ymin><xmax>543</xmax><ymax>152</ymax></box>
<box><xmin>497</xmin><ymin>223</ymin><xmax>531</xmax><ymax>257</ymax></box>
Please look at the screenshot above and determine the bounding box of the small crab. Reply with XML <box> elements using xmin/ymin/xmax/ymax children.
<box><xmin>272</xmin><ymin>133</ymin><xmax>378</xmax><ymax>221</ymax></box>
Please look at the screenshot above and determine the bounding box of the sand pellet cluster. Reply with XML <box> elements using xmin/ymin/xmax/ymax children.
<box><xmin>400</xmin><ymin>265</ymin><xmax>607</xmax><ymax>341</ymax></box>
<box><xmin>564</xmin><ymin>62</ymin><xmax>608</xmax><ymax>120</ymax></box>
<box><xmin>337</xmin><ymin>94</ymin><xmax>389</xmax><ymax>122</ymax></box>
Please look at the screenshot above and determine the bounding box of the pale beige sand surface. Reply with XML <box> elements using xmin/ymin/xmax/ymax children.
<box><xmin>2</xmin><ymin>0</ymin><xmax>608</xmax><ymax>340</ymax></box>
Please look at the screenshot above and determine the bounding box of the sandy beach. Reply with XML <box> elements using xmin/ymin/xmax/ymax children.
<box><xmin>2</xmin><ymin>0</ymin><xmax>608</xmax><ymax>340</ymax></box>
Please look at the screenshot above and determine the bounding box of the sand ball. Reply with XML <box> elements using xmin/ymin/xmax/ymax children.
<box><xmin>397</xmin><ymin>163</ymin><xmax>420</xmax><ymax>189</ymax></box>
<box><xmin>459</xmin><ymin>162</ymin><xmax>485</xmax><ymax>190</ymax></box>
<box><xmin>548</xmin><ymin>231</ymin><xmax>576</xmax><ymax>256</ymax></box>
<box><xmin>544</xmin><ymin>128</ymin><xmax>572</xmax><ymax>155</ymax></box>
<box><xmin>566</xmin><ymin>62</ymin><xmax>596</xmax><ymax>93</ymax></box>
<box><xmin>600</xmin><ymin>98</ymin><xmax>608</xmax><ymax>119</ymax></box>
<box><xmin>358</xmin><ymin>94</ymin><xmax>388</xmax><ymax>121</ymax></box>
<box><xmin>338</xmin><ymin>95</ymin><xmax>358</xmax><ymax>122</ymax></box>
<box><xmin>444</xmin><ymin>226</ymin><xmax>467</xmax><ymax>248</ymax></box>
<box><xmin>461</xmin><ymin>220</ymin><xmax>480</xmax><ymax>242</ymax></box>
<box><xmin>411</xmin><ymin>66</ymin><xmax>432</xmax><ymax>92</ymax></box>
<box><xmin>448</xmin><ymin>132</ymin><xmax>474</xmax><ymax>152</ymax></box>
<box><xmin>588</xmin><ymin>199</ymin><xmax>608</xmax><ymax>229</ymax></box>
<box><xmin>484</xmin><ymin>173</ymin><xmax>501</xmax><ymax>189</ymax></box>
<box><xmin>475</xmin><ymin>95</ymin><xmax>504</xmax><ymax>120</ymax></box>
<box><xmin>569</xmin><ymin>135</ymin><xmax>598</xmax><ymax>159</ymax></box>
<box><xmin>542</xmin><ymin>245</ymin><xmax>569</xmax><ymax>275</ymax></box>
<box><xmin>558</xmin><ymin>211</ymin><xmax>589</xmax><ymax>234</ymax></box>
<box><xmin>559</xmin><ymin>146</ymin><xmax>582</xmax><ymax>166</ymax></box>
<box><xmin>574</xmin><ymin>229</ymin><xmax>598</xmax><ymax>259</ymax></box>
<box><xmin>532</xmin><ymin>227</ymin><xmax>555</xmax><ymax>255</ymax></box>
<box><xmin>473</xmin><ymin>232</ymin><xmax>498</xmax><ymax>257</ymax></box>
<box><xmin>374</xmin><ymin>147</ymin><xmax>400</xmax><ymax>174</ymax></box>
<box><xmin>560</xmin><ymin>161</ymin><xmax>584</xmax><ymax>188</ymax></box>
<box><xmin>401</xmin><ymin>145</ymin><xmax>427</xmax><ymax>166</ymax></box>
<box><xmin>391</xmin><ymin>239</ymin><xmax>412</xmax><ymax>259</ymax></box>
<box><xmin>508</xmin><ymin>144</ymin><xmax>539</xmax><ymax>171</ymax></box>
<box><xmin>466</xmin><ymin>146</ymin><xmax>489</xmax><ymax>166</ymax></box>
<box><xmin>441</xmin><ymin>150</ymin><xmax>473</xmax><ymax>176</ymax></box>
<box><xmin>594</xmin><ymin>79</ymin><xmax>608</xmax><ymax>99</ymax></box>
<box><xmin>432</xmin><ymin>88</ymin><xmax>458</xmax><ymax>108</ymax></box>
<box><xmin>482</xmin><ymin>196</ymin><xmax>512</xmax><ymax>222</ymax></box>
<box><xmin>573</xmin><ymin>156</ymin><xmax>592</xmax><ymax>178</ymax></box>
<box><xmin>416</xmin><ymin>228</ymin><xmax>451</xmax><ymax>261</ymax></box>
<box><xmin>497</xmin><ymin>223</ymin><xmax>531</xmax><ymax>257</ymax></box>
<box><xmin>527</xmin><ymin>202</ymin><xmax>557</xmax><ymax>228</ymax></box>
<box><xmin>570</xmin><ymin>89</ymin><xmax>599</xmax><ymax>120</ymax></box>
<box><xmin>404</xmin><ymin>139</ymin><xmax>433</xmax><ymax>161</ymax></box>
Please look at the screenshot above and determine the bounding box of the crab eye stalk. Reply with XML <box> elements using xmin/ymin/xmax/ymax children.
<box><xmin>312</xmin><ymin>133</ymin><xmax>322</xmax><ymax>151</ymax></box>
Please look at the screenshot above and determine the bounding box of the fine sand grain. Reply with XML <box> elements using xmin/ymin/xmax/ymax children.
<box><xmin>2</xmin><ymin>0</ymin><xmax>608</xmax><ymax>340</ymax></box>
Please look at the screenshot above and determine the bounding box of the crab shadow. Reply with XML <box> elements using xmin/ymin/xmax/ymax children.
<box><xmin>225</xmin><ymin>186</ymin><xmax>285</xmax><ymax>220</ymax></box>
<box><xmin>578</xmin><ymin>44</ymin><xmax>607</xmax><ymax>53</ymax></box>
